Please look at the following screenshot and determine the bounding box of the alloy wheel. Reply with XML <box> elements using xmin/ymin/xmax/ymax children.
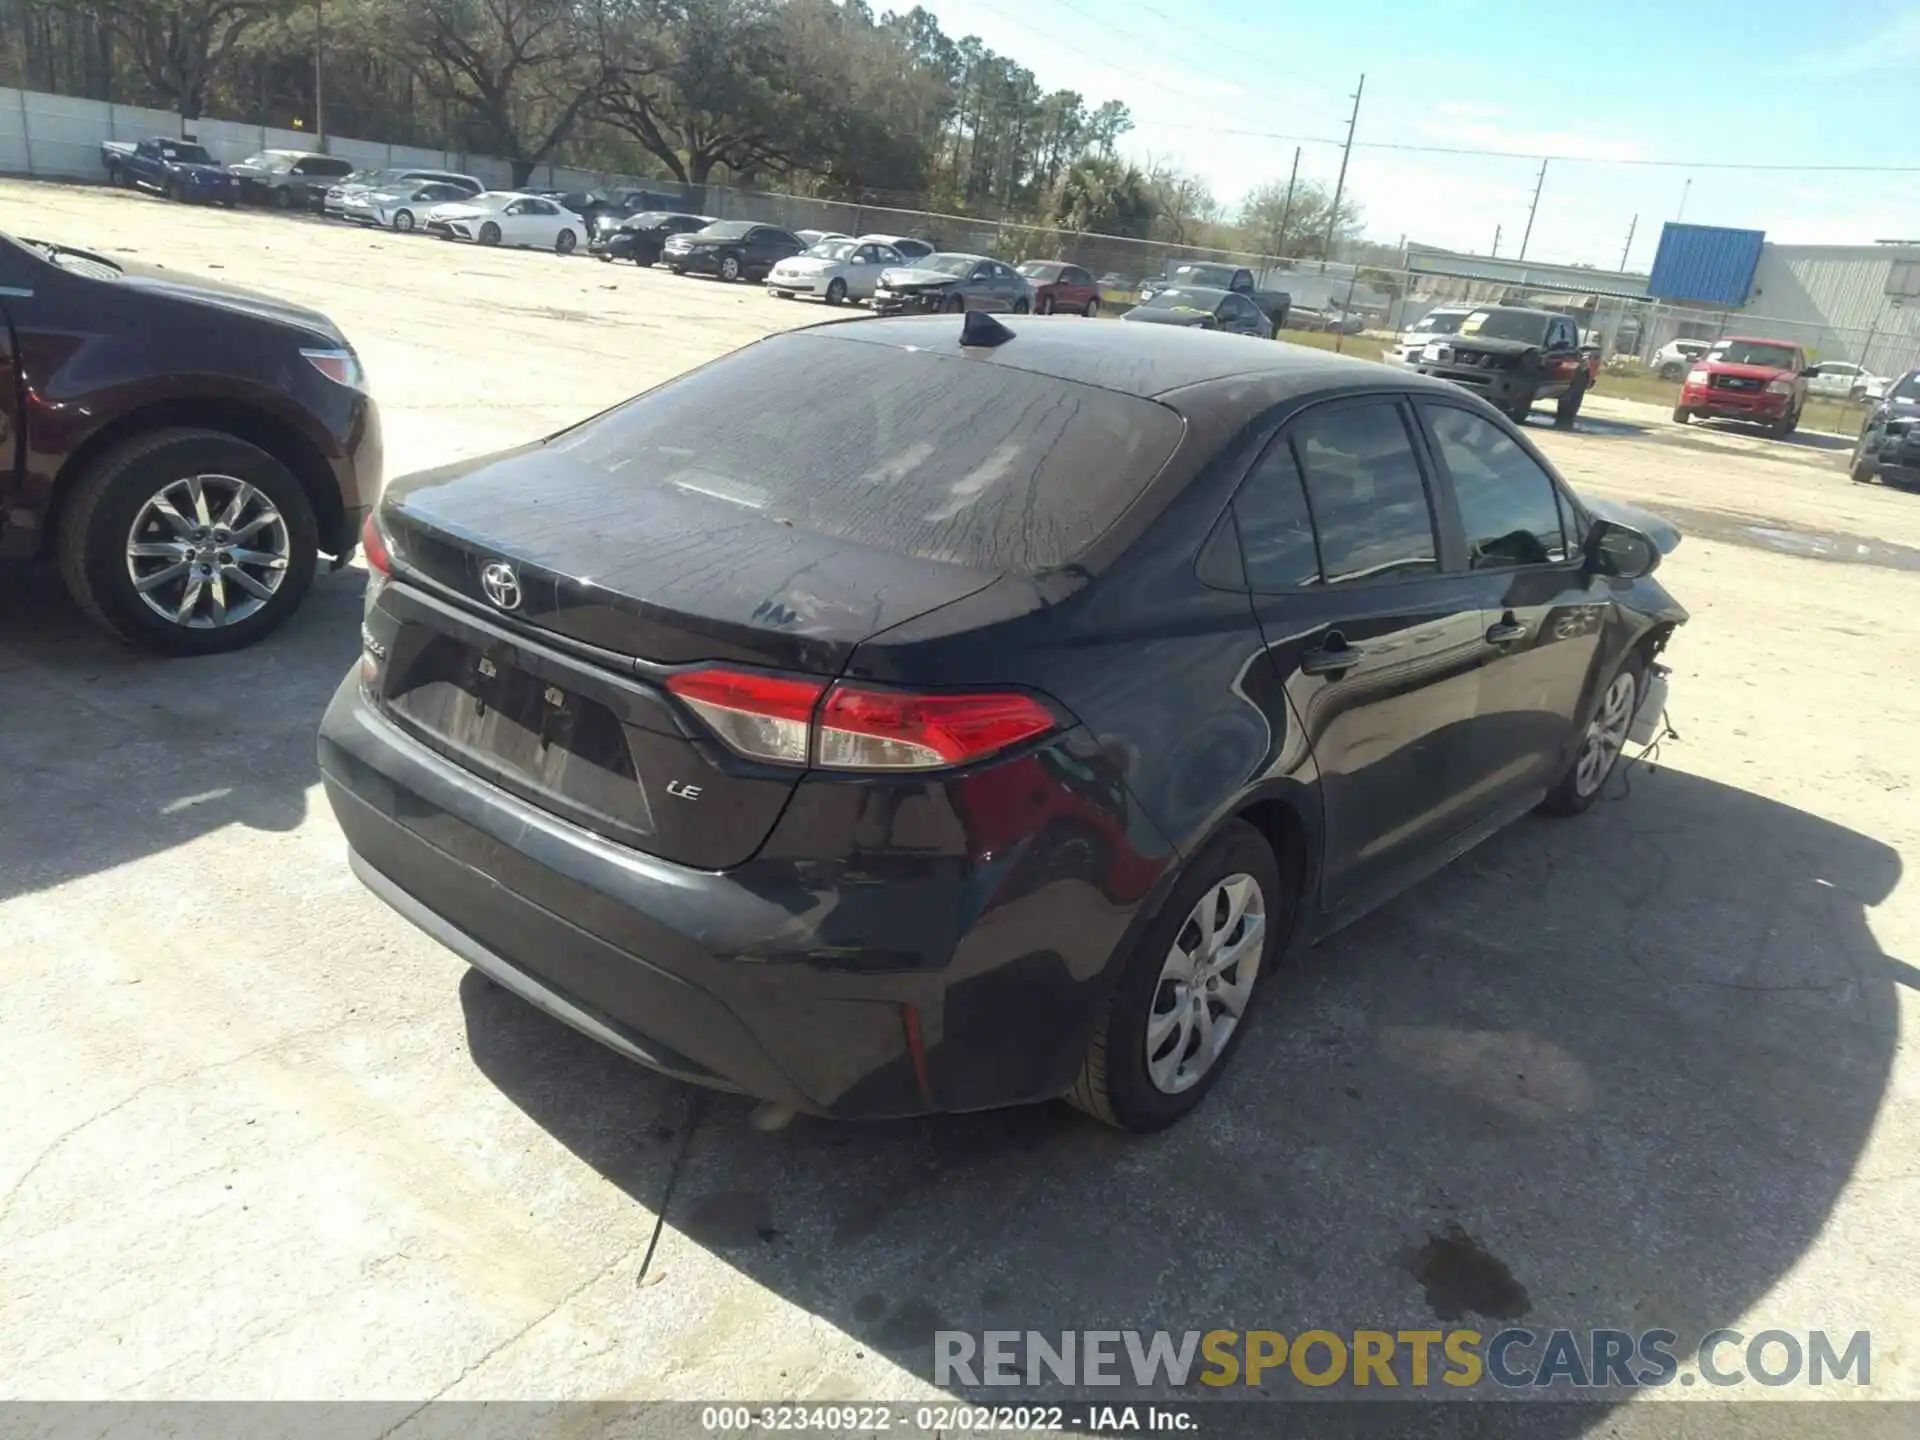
<box><xmin>1575</xmin><ymin>671</ymin><xmax>1637</xmax><ymax>798</ymax></box>
<box><xmin>124</xmin><ymin>474</ymin><xmax>291</xmax><ymax>629</ymax></box>
<box><xmin>394</xmin><ymin>210</ymin><xmax>414</xmax><ymax>232</ymax></box>
<box><xmin>1145</xmin><ymin>874</ymin><xmax>1266</xmax><ymax>1094</ymax></box>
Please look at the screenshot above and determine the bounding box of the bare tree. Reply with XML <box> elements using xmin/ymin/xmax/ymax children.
<box><xmin>395</xmin><ymin>0</ymin><xmax>608</xmax><ymax>184</ymax></box>
<box><xmin>96</xmin><ymin>0</ymin><xmax>284</xmax><ymax>120</ymax></box>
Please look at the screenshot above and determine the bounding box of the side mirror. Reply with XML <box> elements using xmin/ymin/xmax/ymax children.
<box><xmin>1586</xmin><ymin>519</ymin><xmax>1659</xmax><ymax>580</ymax></box>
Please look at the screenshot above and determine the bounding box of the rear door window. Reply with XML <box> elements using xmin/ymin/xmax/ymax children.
<box><xmin>548</xmin><ymin>330</ymin><xmax>1185</xmax><ymax>572</ymax></box>
<box><xmin>1234</xmin><ymin>439</ymin><xmax>1321</xmax><ymax>589</ymax></box>
<box><xmin>1289</xmin><ymin>403</ymin><xmax>1438</xmax><ymax>584</ymax></box>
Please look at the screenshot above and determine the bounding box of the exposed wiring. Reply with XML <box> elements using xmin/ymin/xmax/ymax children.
<box><xmin>1608</xmin><ymin>708</ymin><xmax>1681</xmax><ymax>802</ymax></box>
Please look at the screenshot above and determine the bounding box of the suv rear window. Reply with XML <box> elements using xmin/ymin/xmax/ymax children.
<box><xmin>548</xmin><ymin>331</ymin><xmax>1184</xmax><ymax>572</ymax></box>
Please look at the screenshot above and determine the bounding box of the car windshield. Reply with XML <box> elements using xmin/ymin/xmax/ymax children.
<box><xmin>620</xmin><ymin>211</ymin><xmax>671</xmax><ymax>229</ymax></box>
<box><xmin>1459</xmin><ymin>310</ymin><xmax>1550</xmax><ymax>343</ymax></box>
<box><xmin>1017</xmin><ymin>262</ymin><xmax>1063</xmax><ymax>279</ymax></box>
<box><xmin>921</xmin><ymin>254</ymin><xmax>979</xmax><ymax>277</ymax></box>
<box><xmin>240</xmin><ymin>152</ymin><xmax>294</xmax><ymax>172</ymax></box>
<box><xmin>1709</xmin><ymin>340</ymin><xmax>1798</xmax><ymax>369</ymax></box>
<box><xmin>1888</xmin><ymin>372</ymin><xmax>1920</xmax><ymax>402</ymax></box>
<box><xmin>159</xmin><ymin>143</ymin><xmax>214</xmax><ymax>165</ymax></box>
<box><xmin>549</xmin><ymin>330</ymin><xmax>1185</xmax><ymax>573</ymax></box>
<box><xmin>699</xmin><ymin>221</ymin><xmax>755</xmax><ymax>239</ymax></box>
<box><xmin>1411</xmin><ymin>312</ymin><xmax>1466</xmax><ymax>336</ymax></box>
<box><xmin>344</xmin><ymin>169</ymin><xmax>383</xmax><ymax>184</ymax></box>
<box><xmin>808</xmin><ymin>241</ymin><xmax>858</xmax><ymax>260</ymax></box>
<box><xmin>1143</xmin><ymin>288</ymin><xmax>1218</xmax><ymax>311</ymax></box>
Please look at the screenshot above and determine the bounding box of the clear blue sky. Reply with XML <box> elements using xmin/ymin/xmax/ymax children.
<box><xmin>917</xmin><ymin>0</ymin><xmax>1920</xmax><ymax>267</ymax></box>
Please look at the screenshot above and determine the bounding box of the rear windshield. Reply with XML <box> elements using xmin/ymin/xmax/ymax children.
<box><xmin>700</xmin><ymin>221</ymin><xmax>754</xmax><ymax>239</ymax></box>
<box><xmin>548</xmin><ymin>331</ymin><xmax>1184</xmax><ymax>572</ymax></box>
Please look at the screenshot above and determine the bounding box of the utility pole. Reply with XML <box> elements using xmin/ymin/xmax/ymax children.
<box><xmin>1619</xmin><ymin>214</ymin><xmax>1637</xmax><ymax>272</ymax></box>
<box><xmin>1275</xmin><ymin>146</ymin><xmax>1300</xmax><ymax>257</ymax></box>
<box><xmin>1319</xmin><ymin>73</ymin><xmax>1364</xmax><ymax>274</ymax></box>
<box><xmin>1518</xmin><ymin>157</ymin><xmax>1548</xmax><ymax>261</ymax></box>
<box><xmin>1491</xmin><ymin>223</ymin><xmax>1501</xmax><ymax>258</ymax></box>
<box><xmin>314</xmin><ymin>0</ymin><xmax>326</xmax><ymax>152</ymax></box>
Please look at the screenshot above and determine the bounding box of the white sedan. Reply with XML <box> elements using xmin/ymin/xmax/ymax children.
<box><xmin>425</xmin><ymin>192</ymin><xmax>588</xmax><ymax>253</ymax></box>
<box><xmin>765</xmin><ymin>239</ymin><xmax>906</xmax><ymax>305</ymax></box>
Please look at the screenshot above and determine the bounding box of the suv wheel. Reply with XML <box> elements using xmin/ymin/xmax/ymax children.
<box><xmin>57</xmin><ymin>429</ymin><xmax>318</xmax><ymax>656</ymax></box>
<box><xmin>1672</xmin><ymin>405</ymin><xmax>1691</xmax><ymax>425</ymax></box>
<box><xmin>1068</xmin><ymin>821</ymin><xmax>1286</xmax><ymax>1131</ymax></box>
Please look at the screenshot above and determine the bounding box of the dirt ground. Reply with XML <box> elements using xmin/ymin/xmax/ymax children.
<box><xmin>3</xmin><ymin>179</ymin><xmax>1919</xmax><ymax>1429</ymax></box>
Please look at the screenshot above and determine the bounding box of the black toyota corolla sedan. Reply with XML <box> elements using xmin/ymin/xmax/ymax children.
<box><xmin>320</xmin><ymin>314</ymin><xmax>1686</xmax><ymax>1131</ymax></box>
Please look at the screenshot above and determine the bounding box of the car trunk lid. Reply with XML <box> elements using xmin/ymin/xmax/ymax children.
<box><xmin>372</xmin><ymin>446</ymin><xmax>999</xmax><ymax>869</ymax></box>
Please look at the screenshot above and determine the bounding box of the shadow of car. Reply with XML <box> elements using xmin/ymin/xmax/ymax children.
<box><xmin>460</xmin><ymin>760</ymin><xmax>1904</xmax><ymax>1406</ymax></box>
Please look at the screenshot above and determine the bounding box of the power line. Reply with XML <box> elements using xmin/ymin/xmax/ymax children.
<box><xmin>1128</xmin><ymin>118</ymin><xmax>1920</xmax><ymax>173</ymax></box>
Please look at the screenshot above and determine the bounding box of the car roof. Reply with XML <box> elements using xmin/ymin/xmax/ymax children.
<box><xmin>810</xmin><ymin>314</ymin><xmax>1441</xmax><ymax>401</ymax></box>
<box><xmin>1720</xmin><ymin>335</ymin><xmax>1798</xmax><ymax>345</ymax></box>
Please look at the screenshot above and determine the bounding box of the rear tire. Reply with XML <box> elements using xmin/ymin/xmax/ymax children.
<box><xmin>555</xmin><ymin>228</ymin><xmax>577</xmax><ymax>255</ymax></box>
<box><xmin>1067</xmin><ymin>821</ymin><xmax>1286</xmax><ymax>1132</ymax></box>
<box><xmin>55</xmin><ymin>428</ymin><xmax>319</xmax><ymax>656</ymax></box>
<box><xmin>1012</xmin><ymin>298</ymin><xmax>1030</xmax><ymax>315</ymax></box>
<box><xmin>1554</xmin><ymin>374</ymin><xmax>1587</xmax><ymax>429</ymax></box>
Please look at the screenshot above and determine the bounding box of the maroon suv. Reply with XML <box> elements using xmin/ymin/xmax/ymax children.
<box><xmin>0</xmin><ymin>231</ymin><xmax>381</xmax><ymax>653</ymax></box>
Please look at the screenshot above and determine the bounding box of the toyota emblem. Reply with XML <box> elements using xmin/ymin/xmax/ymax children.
<box><xmin>480</xmin><ymin>561</ymin><xmax>522</xmax><ymax>611</ymax></box>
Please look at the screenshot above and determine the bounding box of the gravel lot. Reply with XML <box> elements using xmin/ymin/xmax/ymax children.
<box><xmin>3</xmin><ymin>179</ymin><xmax>1919</xmax><ymax>1427</ymax></box>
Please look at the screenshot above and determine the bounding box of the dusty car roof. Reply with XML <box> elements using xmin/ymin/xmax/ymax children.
<box><xmin>812</xmin><ymin>313</ymin><xmax>1426</xmax><ymax>400</ymax></box>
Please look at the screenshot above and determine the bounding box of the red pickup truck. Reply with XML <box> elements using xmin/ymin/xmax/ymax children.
<box><xmin>1672</xmin><ymin>336</ymin><xmax>1811</xmax><ymax>435</ymax></box>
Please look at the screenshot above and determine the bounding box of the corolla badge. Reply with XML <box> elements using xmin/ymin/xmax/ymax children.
<box><xmin>480</xmin><ymin>561</ymin><xmax>522</xmax><ymax>611</ymax></box>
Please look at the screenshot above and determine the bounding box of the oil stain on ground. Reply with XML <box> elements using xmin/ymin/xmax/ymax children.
<box><xmin>1403</xmin><ymin>1224</ymin><xmax>1532</xmax><ymax>1321</ymax></box>
<box><xmin>1629</xmin><ymin>502</ymin><xmax>1920</xmax><ymax>574</ymax></box>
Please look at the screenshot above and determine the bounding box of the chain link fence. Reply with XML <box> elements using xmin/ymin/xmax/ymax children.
<box><xmin>5</xmin><ymin>83</ymin><xmax>1917</xmax><ymax>395</ymax></box>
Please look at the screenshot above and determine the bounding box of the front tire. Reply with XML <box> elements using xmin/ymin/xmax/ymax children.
<box><xmin>1012</xmin><ymin>298</ymin><xmax>1031</xmax><ymax>314</ymax></box>
<box><xmin>273</xmin><ymin>187</ymin><xmax>293</xmax><ymax>210</ymax></box>
<box><xmin>1851</xmin><ymin>451</ymin><xmax>1878</xmax><ymax>484</ymax></box>
<box><xmin>56</xmin><ymin>429</ymin><xmax>318</xmax><ymax>656</ymax></box>
<box><xmin>1541</xmin><ymin>659</ymin><xmax>1643</xmax><ymax>816</ymax></box>
<box><xmin>1672</xmin><ymin>405</ymin><xmax>1691</xmax><ymax>425</ymax></box>
<box><xmin>1505</xmin><ymin>389</ymin><xmax>1535</xmax><ymax>424</ymax></box>
<box><xmin>1085</xmin><ymin>297</ymin><xmax>1099</xmax><ymax>318</ymax></box>
<box><xmin>1067</xmin><ymin>821</ymin><xmax>1285</xmax><ymax>1132</ymax></box>
<box><xmin>478</xmin><ymin>222</ymin><xmax>501</xmax><ymax>246</ymax></box>
<box><xmin>393</xmin><ymin>209</ymin><xmax>415</xmax><ymax>233</ymax></box>
<box><xmin>1037</xmin><ymin>293</ymin><xmax>1055</xmax><ymax>315</ymax></box>
<box><xmin>824</xmin><ymin>278</ymin><xmax>847</xmax><ymax>306</ymax></box>
<box><xmin>943</xmin><ymin>294</ymin><xmax>965</xmax><ymax>314</ymax></box>
<box><xmin>718</xmin><ymin>253</ymin><xmax>741</xmax><ymax>282</ymax></box>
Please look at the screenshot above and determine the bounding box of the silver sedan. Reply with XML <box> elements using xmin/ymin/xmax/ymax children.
<box><xmin>870</xmin><ymin>253</ymin><xmax>1033</xmax><ymax>315</ymax></box>
<box><xmin>765</xmin><ymin>239</ymin><xmax>905</xmax><ymax>305</ymax></box>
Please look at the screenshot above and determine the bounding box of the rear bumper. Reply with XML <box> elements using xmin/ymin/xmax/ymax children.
<box><xmin>318</xmin><ymin>673</ymin><xmax>1156</xmax><ymax>1117</ymax></box>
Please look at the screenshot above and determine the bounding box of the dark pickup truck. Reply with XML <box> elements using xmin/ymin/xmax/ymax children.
<box><xmin>1138</xmin><ymin>262</ymin><xmax>1290</xmax><ymax>331</ymax></box>
<box><xmin>1412</xmin><ymin>305</ymin><xmax>1598</xmax><ymax>427</ymax></box>
<box><xmin>101</xmin><ymin>138</ymin><xmax>239</xmax><ymax>206</ymax></box>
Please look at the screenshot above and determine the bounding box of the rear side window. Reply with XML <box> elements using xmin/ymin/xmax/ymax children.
<box><xmin>1290</xmin><ymin>403</ymin><xmax>1437</xmax><ymax>584</ymax></box>
<box><xmin>548</xmin><ymin>331</ymin><xmax>1185</xmax><ymax>572</ymax></box>
<box><xmin>1234</xmin><ymin>440</ymin><xmax>1321</xmax><ymax>589</ymax></box>
<box><xmin>1424</xmin><ymin>406</ymin><xmax>1568</xmax><ymax>567</ymax></box>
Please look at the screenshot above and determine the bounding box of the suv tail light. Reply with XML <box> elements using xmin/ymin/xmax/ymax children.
<box><xmin>665</xmin><ymin>667</ymin><xmax>1058</xmax><ymax>772</ymax></box>
<box><xmin>360</xmin><ymin>512</ymin><xmax>392</xmax><ymax>576</ymax></box>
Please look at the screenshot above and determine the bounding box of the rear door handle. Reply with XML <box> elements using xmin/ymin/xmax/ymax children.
<box><xmin>1486</xmin><ymin>619</ymin><xmax>1529</xmax><ymax>645</ymax></box>
<box><xmin>1301</xmin><ymin>638</ymin><xmax>1366</xmax><ymax>675</ymax></box>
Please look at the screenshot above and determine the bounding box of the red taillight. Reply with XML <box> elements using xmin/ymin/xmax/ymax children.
<box><xmin>361</xmin><ymin>512</ymin><xmax>392</xmax><ymax>576</ymax></box>
<box><xmin>666</xmin><ymin>668</ymin><xmax>825</xmax><ymax>765</ymax></box>
<box><xmin>818</xmin><ymin>685</ymin><xmax>1056</xmax><ymax>769</ymax></box>
<box><xmin>665</xmin><ymin>667</ymin><xmax>1058</xmax><ymax>771</ymax></box>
